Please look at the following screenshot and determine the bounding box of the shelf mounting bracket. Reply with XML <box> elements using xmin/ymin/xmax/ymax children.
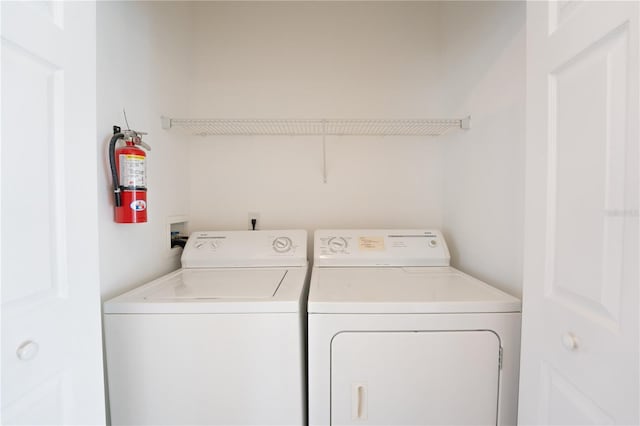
<box><xmin>161</xmin><ymin>116</ymin><xmax>172</xmax><ymax>130</ymax></box>
<box><xmin>460</xmin><ymin>116</ymin><xmax>471</xmax><ymax>130</ymax></box>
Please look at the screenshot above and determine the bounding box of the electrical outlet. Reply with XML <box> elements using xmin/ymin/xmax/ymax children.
<box><xmin>248</xmin><ymin>212</ymin><xmax>260</xmax><ymax>230</ymax></box>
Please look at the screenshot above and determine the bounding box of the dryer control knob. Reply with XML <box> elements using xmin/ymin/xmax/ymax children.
<box><xmin>428</xmin><ymin>239</ymin><xmax>438</xmax><ymax>248</ymax></box>
<box><xmin>328</xmin><ymin>237</ymin><xmax>348</xmax><ymax>253</ymax></box>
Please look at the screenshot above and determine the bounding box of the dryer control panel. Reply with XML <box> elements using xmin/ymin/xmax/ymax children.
<box><xmin>315</xmin><ymin>229</ymin><xmax>450</xmax><ymax>267</ymax></box>
<box><xmin>182</xmin><ymin>230</ymin><xmax>307</xmax><ymax>268</ymax></box>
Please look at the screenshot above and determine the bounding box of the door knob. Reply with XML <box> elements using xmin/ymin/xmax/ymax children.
<box><xmin>16</xmin><ymin>340</ymin><xmax>39</xmax><ymax>361</ymax></box>
<box><xmin>562</xmin><ymin>332</ymin><xmax>579</xmax><ymax>351</ymax></box>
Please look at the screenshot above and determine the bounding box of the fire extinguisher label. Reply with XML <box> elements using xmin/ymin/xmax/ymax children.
<box><xmin>119</xmin><ymin>154</ymin><xmax>146</xmax><ymax>187</ymax></box>
<box><xmin>130</xmin><ymin>200</ymin><xmax>147</xmax><ymax>211</ymax></box>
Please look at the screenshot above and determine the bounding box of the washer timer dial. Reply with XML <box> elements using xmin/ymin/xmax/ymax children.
<box><xmin>272</xmin><ymin>236</ymin><xmax>293</xmax><ymax>253</ymax></box>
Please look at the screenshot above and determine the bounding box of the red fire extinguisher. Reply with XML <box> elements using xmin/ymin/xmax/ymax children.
<box><xmin>109</xmin><ymin>125</ymin><xmax>151</xmax><ymax>223</ymax></box>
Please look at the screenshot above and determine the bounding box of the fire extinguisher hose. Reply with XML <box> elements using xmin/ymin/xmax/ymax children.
<box><xmin>109</xmin><ymin>132</ymin><xmax>124</xmax><ymax>207</ymax></box>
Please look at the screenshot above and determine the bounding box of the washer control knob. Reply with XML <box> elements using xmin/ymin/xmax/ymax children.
<box><xmin>428</xmin><ymin>239</ymin><xmax>438</xmax><ymax>248</ymax></box>
<box><xmin>273</xmin><ymin>237</ymin><xmax>293</xmax><ymax>253</ymax></box>
<box><xmin>195</xmin><ymin>241</ymin><xmax>217</xmax><ymax>250</ymax></box>
<box><xmin>328</xmin><ymin>237</ymin><xmax>348</xmax><ymax>253</ymax></box>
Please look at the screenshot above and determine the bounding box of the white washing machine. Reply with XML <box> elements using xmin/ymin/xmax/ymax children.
<box><xmin>308</xmin><ymin>230</ymin><xmax>521</xmax><ymax>426</ymax></box>
<box><xmin>104</xmin><ymin>230</ymin><xmax>308</xmax><ymax>426</ymax></box>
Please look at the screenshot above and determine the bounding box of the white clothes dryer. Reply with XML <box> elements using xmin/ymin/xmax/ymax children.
<box><xmin>307</xmin><ymin>230</ymin><xmax>521</xmax><ymax>426</ymax></box>
<box><xmin>104</xmin><ymin>230</ymin><xmax>308</xmax><ymax>426</ymax></box>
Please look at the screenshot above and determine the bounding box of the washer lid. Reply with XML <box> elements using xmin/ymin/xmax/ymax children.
<box><xmin>145</xmin><ymin>269</ymin><xmax>285</xmax><ymax>300</ymax></box>
<box><xmin>104</xmin><ymin>266</ymin><xmax>308</xmax><ymax>314</ymax></box>
<box><xmin>307</xmin><ymin>267</ymin><xmax>521</xmax><ymax>314</ymax></box>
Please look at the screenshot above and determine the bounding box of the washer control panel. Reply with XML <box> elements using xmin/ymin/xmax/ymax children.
<box><xmin>315</xmin><ymin>229</ymin><xmax>450</xmax><ymax>267</ymax></box>
<box><xmin>182</xmin><ymin>230</ymin><xmax>307</xmax><ymax>268</ymax></box>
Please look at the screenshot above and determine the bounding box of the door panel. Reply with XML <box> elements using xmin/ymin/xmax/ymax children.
<box><xmin>2</xmin><ymin>37</ymin><xmax>66</xmax><ymax>304</ymax></box>
<box><xmin>548</xmin><ymin>21</ymin><xmax>628</xmax><ymax>329</ymax></box>
<box><xmin>331</xmin><ymin>331</ymin><xmax>500</xmax><ymax>426</ymax></box>
<box><xmin>540</xmin><ymin>362</ymin><xmax>614</xmax><ymax>425</ymax></box>
<box><xmin>1</xmin><ymin>2</ymin><xmax>105</xmax><ymax>424</ymax></box>
<box><xmin>520</xmin><ymin>2</ymin><xmax>639</xmax><ymax>424</ymax></box>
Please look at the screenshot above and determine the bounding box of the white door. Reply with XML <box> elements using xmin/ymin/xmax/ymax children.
<box><xmin>1</xmin><ymin>1</ymin><xmax>105</xmax><ymax>424</ymax></box>
<box><xmin>519</xmin><ymin>1</ymin><xmax>639</xmax><ymax>424</ymax></box>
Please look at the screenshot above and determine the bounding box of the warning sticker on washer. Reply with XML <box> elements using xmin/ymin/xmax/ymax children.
<box><xmin>359</xmin><ymin>237</ymin><xmax>385</xmax><ymax>251</ymax></box>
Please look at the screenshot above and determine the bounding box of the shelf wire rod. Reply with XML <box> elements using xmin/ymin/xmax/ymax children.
<box><xmin>235</xmin><ymin>119</ymin><xmax>246</xmax><ymax>135</ymax></box>
<box><xmin>251</xmin><ymin>119</ymin><xmax>261</xmax><ymax>135</ymax></box>
<box><xmin>372</xmin><ymin>120</ymin><xmax>384</xmax><ymax>136</ymax></box>
<box><xmin>270</xmin><ymin>120</ymin><xmax>277</xmax><ymax>135</ymax></box>
<box><xmin>322</xmin><ymin>120</ymin><xmax>327</xmax><ymax>184</ymax></box>
<box><xmin>408</xmin><ymin>121</ymin><xmax>422</xmax><ymax>135</ymax></box>
<box><xmin>251</xmin><ymin>120</ymin><xmax>261</xmax><ymax>135</ymax></box>
<box><xmin>418</xmin><ymin>120</ymin><xmax>429</xmax><ymax>134</ymax></box>
<box><xmin>219</xmin><ymin>119</ymin><xmax>230</xmax><ymax>135</ymax></box>
<box><xmin>259</xmin><ymin>120</ymin><xmax>268</xmax><ymax>135</ymax></box>
<box><xmin>216</xmin><ymin>119</ymin><xmax>228</xmax><ymax>135</ymax></box>
<box><xmin>224</xmin><ymin>120</ymin><xmax>234</xmax><ymax>134</ymax></box>
<box><xmin>238</xmin><ymin>119</ymin><xmax>245</xmax><ymax>135</ymax></box>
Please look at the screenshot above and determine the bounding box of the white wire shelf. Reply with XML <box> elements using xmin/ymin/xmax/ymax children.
<box><xmin>161</xmin><ymin>116</ymin><xmax>470</xmax><ymax>136</ymax></box>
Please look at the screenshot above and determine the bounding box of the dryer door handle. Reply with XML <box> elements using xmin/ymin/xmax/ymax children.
<box><xmin>352</xmin><ymin>383</ymin><xmax>368</xmax><ymax>420</ymax></box>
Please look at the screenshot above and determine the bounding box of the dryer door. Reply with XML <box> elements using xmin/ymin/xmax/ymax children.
<box><xmin>331</xmin><ymin>330</ymin><xmax>500</xmax><ymax>426</ymax></box>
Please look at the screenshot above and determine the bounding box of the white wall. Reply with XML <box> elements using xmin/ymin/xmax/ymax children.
<box><xmin>439</xmin><ymin>1</ymin><xmax>526</xmax><ymax>297</ymax></box>
<box><xmin>96</xmin><ymin>1</ymin><xmax>192</xmax><ymax>300</ymax></box>
<box><xmin>96</xmin><ymin>1</ymin><xmax>526</xmax><ymax>298</ymax></box>
<box><xmin>186</xmin><ymin>2</ymin><xmax>446</xmax><ymax>238</ymax></box>
<box><xmin>185</xmin><ymin>2</ymin><xmax>526</xmax><ymax>297</ymax></box>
